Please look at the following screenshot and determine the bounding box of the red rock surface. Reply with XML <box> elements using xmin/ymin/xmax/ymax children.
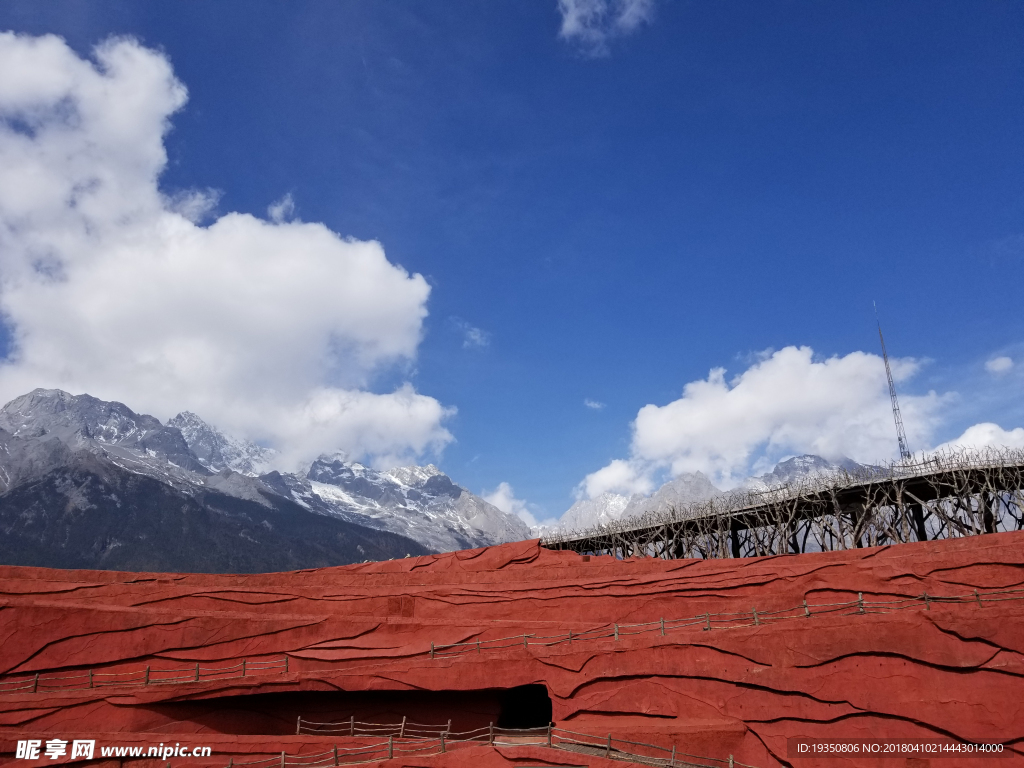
<box><xmin>1</xmin><ymin>532</ymin><xmax>1023</xmax><ymax>768</ymax></box>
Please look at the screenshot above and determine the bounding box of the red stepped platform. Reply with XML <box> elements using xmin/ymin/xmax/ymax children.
<box><xmin>1</xmin><ymin>532</ymin><xmax>1023</xmax><ymax>768</ymax></box>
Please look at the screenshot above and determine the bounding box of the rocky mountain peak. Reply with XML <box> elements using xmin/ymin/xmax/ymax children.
<box><xmin>0</xmin><ymin>388</ymin><xmax>161</xmax><ymax>441</ymax></box>
<box><xmin>167</xmin><ymin>411</ymin><xmax>273</xmax><ymax>476</ymax></box>
<box><xmin>744</xmin><ymin>454</ymin><xmax>872</xmax><ymax>490</ymax></box>
<box><xmin>0</xmin><ymin>388</ymin><xmax>204</xmax><ymax>473</ymax></box>
<box><xmin>0</xmin><ymin>388</ymin><xmax>534</xmax><ymax>561</ymax></box>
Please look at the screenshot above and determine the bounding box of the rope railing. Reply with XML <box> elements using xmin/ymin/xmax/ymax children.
<box><xmin>5</xmin><ymin>586</ymin><xmax>1021</xmax><ymax>695</ymax></box>
<box><xmin>0</xmin><ymin>656</ymin><xmax>288</xmax><ymax>695</ymax></box>
<box><xmin>237</xmin><ymin>722</ymin><xmax>757</xmax><ymax>768</ymax></box>
<box><xmin>428</xmin><ymin>586</ymin><xmax>1024</xmax><ymax>657</ymax></box>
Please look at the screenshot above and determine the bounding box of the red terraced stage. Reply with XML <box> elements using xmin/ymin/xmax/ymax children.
<box><xmin>1</xmin><ymin>532</ymin><xmax>1023</xmax><ymax>767</ymax></box>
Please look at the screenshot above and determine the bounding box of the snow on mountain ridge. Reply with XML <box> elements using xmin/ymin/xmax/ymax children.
<box><xmin>742</xmin><ymin>454</ymin><xmax>874</xmax><ymax>491</ymax></box>
<box><xmin>0</xmin><ymin>389</ymin><xmax>529</xmax><ymax>555</ymax></box>
<box><xmin>384</xmin><ymin>464</ymin><xmax>444</xmax><ymax>487</ymax></box>
<box><xmin>167</xmin><ymin>411</ymin><xmax>275</xmax><ymax>476</ymax></box>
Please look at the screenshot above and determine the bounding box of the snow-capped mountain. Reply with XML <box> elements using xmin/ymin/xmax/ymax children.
<box><xmin>167</xmin><ymin>411</ymin><xmax>275</xmax><ymax>476</ymax></box>
<box><xmin>0</xmin><ymin>389</ymin><xmax>209</xmax><ymax>489</ymax></box>
<box><xmin>0</xmin><ymin>389</ymin><xmax>430</xmax><ymax>572</ymax></box>
<box><xmin>0</xmin><ymin>389</ymin><xmax>530</xmax><ymax>571</ymax></box>
<box><xmin>554</xmin><ymin>471</ymin><xmax>722</xmax><ymax>533</ymax></box>
<box><xmin>742</xmin><ymin>454</ymin><xmax>874</xmax><ymax>491</ymax></box>
<box><xmin>261</xmin><ymin>454</ymin><xmax>531</xmax><ymax>552</ymax></box>
<box><xmin>558</xmin><ymin>492</ymin><xmax>640</xmax><ymax>532</ymax></box>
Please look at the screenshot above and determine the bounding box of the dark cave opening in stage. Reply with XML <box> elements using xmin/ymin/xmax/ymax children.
<box><xmin>142</xmin><ymin>685</ymin><xmax>553</xmax><ymax>735</ymax></box>
<box><xmin>497</xmin><ymin>685</ymin><xmax>552</xmax><ymax>729</ymax></box>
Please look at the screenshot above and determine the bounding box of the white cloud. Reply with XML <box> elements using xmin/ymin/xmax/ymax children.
<box><xmin>449</xmin><ymin>317</ymin><xmax>491</xmax><ymax>349</ymax></box>
<box><xmin>933</xmin><ymin>423</ymin><xmax>1024</xmax><ymax>452</ymax></box>
<box><xmin>483</xmin><ymin>481</ymin><xmax>555</xmax><ymax>529</ymax></box>
<box><xmin>579</xmin><ymin>346</ymin><xmax>947</xmax><ymax>496</ymax></box>
<box><xmin>577</xmin><ymin>458</ymin><xmax>653</xmax><ymax>498</ymax></box>
<box><xmin>985</xmin><ymin>356</ymin><xmax>1014</xmax><ymax>374</ymax></box>
<box><xmin>557</xmin><ymin>0</ymin><xmax>656</xmax><ymax>56</ymax></box>
<box><xmin>0</xmin><ymin>32</ymin><xmax>453</xmax><ymax>469</ymax></box>
<box><xmin>584</xmin><ymin>398</ymin><xmax>605</xmax><ymax>410</ymax></box>
<box><xmin>267</xmin><ymin>193</ymin><xmax>295</xmax><ymax>224</ymax></box>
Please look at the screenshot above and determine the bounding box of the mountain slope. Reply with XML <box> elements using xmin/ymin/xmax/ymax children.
<box><xmin>0</xmin><ymin>451</ymin><xmax>428</xmax><ymax>572</ymax></box>
<box><xmin>167</xmin><ymin>411</ymin><xmax>275</xmax><ymax>475</ymax></box>
<box><xmin>262</xmin><ymin>455</ymin><xmax>531</xmax><ymax>552</ymax></box>
<box><xmin>0</xmin><ymin>389</ymin><xmax>529</xmax><ymax>571</ymax></box>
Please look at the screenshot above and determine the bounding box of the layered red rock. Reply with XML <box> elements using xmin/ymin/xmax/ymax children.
<box><xmin>1</xmin><ymin>533</ymin><xmax>1023</xmax><ymax>767</ymax></box>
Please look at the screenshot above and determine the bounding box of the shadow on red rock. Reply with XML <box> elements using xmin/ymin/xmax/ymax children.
<box><xmin>135</xmin><ymin>686</ymin><xmax>552</xmax><ymax>735</ymax></box>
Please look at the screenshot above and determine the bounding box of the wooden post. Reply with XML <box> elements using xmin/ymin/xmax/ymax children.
<box><xmin>33</xmin><ymin>673</ymin><xmax>38</xmax><ymax>693</ymax></box>
<box><xmin>660</xmin><ymin>617</ymin><xmax>665</xmax><ymax>636</ymax></box>
<box><xmin>488</xmin><ymin>722</ymin><xmax>494</xmax><ymax>745</ymax></box>
<box><xmin>728</xmin><ymin>756</ymin><xmax>734</xmax><ymax>768</ymax></box>
<box><xmin>349</xmin><ymin>715</ymin><xmax>354</xmax><ymax>737</ymax></box>
<box><xmin>89</xmin><ymin>670</ymin><xmax>93</xmax><ymax>688</ymax></box>
<box><xmin>803</xmin><ymin>599</ymin><xmax>810</xmax><ymax>618</ymax></box>
<box><xmin>705</xmin><ymin>612</ymin><xmax>711</xmax><ymax>631</ymax></box>
<box><xmin>296</xmin><ymin>716</ymin><xmax>301</xmax><ymax>735</ymax></box>
<box><xmin>388</xmin><ymin>736</ymin><xmax>393</xmax><ymax>760</ymax></box>
<box><xmin>241</xmin><ymin>660</ymin><xmax>246</xmax><ymax>677</ymax></box>
<box><xmin>923</xmin><ymin>592</ymin><xmax>930</xmax><ymax>611</ymax></box>
<box><xmin>670</xmin><ymin>745</ymin><xmax>676</xmax><ymax>767</ymax></box>
<box><xmin>477</xmin><ymin>640</ymin><xmax>481</xmax><ymax>654</ymax></box>
<box><xmin>523</xmin><ymin>634</ymin><xmax>528</xmax><ymax>649</ymax></box>
<box><xmin>567</xmin><ymin>630</ymin><xmax>572</xmax><ymax>644</ymax></box>
<box><xmin>229</xmin><ymin>759</ymin><xmax>233</xmax><ymax>767</ymax></box>
<box><xmin>145</xmin><ymin>666</ymin><xmax>150</xmax><ymax>685</ymax></box>
<box><xmin>195</xmin><ymin>663</ymin><xmax>200</xmax><ymax>682</ymax></box>
<box><xmin>333</xmin><ymin>746</ymin><xmax>338</xmax><ymax>767</ymax></box>
<box><xmin>399</xmin><ymin>716</ymin><xmax>406</xmax><ymax>738</ymax></box>
<box><xmin>605</xmin><ymin>734</ymin><xmax>611</xmax><ymax>756</ymax></box>
<box><xmin>752</xmin><ymin>608</ymin><xmax>760</xmax><ymax>626</ymax></box>
<box><xmin>440</xmin><ymin>732</ymin><xmax>446</xmax><ymax>753</ymax></box>
<box><xmin>547</xmin><ymin>723</ymin><xmax>552</xmax><ymax>746</ymax></box>
<box><xmin>284</xmin><ymin>656</ymin><xmax>289</xmax><ymax>673</ymax></box>
<box><xmin>858</xmin><ymin>592</ymin><xmax>865</xmax><ymax>614</ymax></box>
<box><xmin>430</xmin><ymin>642</ymin><xmax>434</xmax><ymax>659</ymax></box>
<box><xmin>280</xmin><ymin>751</ymin><xmax>285</xmax><ymax>768</ymax></box>
<box><xmin>613</xmin><ymin>624</ymin><xmax>618</xmax><ymax>641</ymax></box>
<box><xmin>975</xmin><ymin>589</ymin><xmax>983</xmax><ymax>607</ymax></box>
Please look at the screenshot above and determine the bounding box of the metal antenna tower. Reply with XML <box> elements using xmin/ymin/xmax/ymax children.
<box><xmin>875</xmin><ymin>304</ymin><xmax>912</xmax><ymax>461</ymax></box>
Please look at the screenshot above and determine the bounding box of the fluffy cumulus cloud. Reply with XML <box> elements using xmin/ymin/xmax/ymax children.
<box><xmin>934</xmin><ymin>423</ymin><xmax>1024</xmax><ymax>452</ymax></box>
<box><xmin>483</xmin><ymin>482</ymin><xmax>540</xmax><ymax>528</ymax></box>
<box><xmin>557</xmin><ymin>0</ymin><xmax>655</xmax><ymax>56</ymax></box>
<box><xmin>0</xmin><ymin>32</ymin><xmax>453</xmax><ymax>468</ymax></box>
<box><xmin>578</xmin><ymin>458</ymin><xmax>653</xmax><ymax>499</ymax></box>
<box><xmin>579</xmin><ymin>346</ymin><xmax>949</xmax><ymax>496</ymax></box>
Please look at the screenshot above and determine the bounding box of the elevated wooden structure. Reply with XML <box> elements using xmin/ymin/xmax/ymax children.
<box><xmin>542</xmin><ymin>449</ymin><xmax>1024</xmax><ymax>559</ymax></box>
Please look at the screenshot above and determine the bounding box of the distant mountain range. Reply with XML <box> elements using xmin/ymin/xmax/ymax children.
<box><xmin>0</xmin><ymin>389</ymin><xmax>529</xmax><ymax>572</ymax></box>
<box><xmin>0</xmin><ymin>387</ymin><xmax>881</xmax><ymax>571</ymax></box>
<box><xmin>546</xmin><ymin>455</ymin><xmax>875</xmax><ymax>535</ymax></box>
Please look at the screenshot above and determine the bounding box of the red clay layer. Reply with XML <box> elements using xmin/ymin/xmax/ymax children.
<box><xmin>1</xmin><ymin>533</ymin><xmax>1023</xmax><ymax>768</ymax></box>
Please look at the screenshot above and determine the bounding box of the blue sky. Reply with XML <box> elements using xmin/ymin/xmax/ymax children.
<box><xmin>0</xmin><ymin>1</ymin><xmax>1021</xmax><ymax>523</ymax></box>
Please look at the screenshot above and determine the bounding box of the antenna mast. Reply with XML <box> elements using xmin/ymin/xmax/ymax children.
<box><xmin>875</xmin><ymin>308</ymin><xmax>912</xmax><ymax>462</ymax></box>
